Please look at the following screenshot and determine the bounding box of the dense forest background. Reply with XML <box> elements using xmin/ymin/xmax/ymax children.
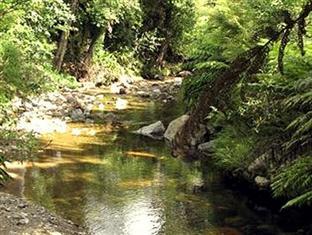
<box><xmin>0</xmin><ymin>0</ymin><xmax>311</xmax><ymax>211</ymax></box>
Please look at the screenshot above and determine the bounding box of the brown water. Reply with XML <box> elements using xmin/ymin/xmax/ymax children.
<box><xmin>2</xmin><ymin>92</ymin><xmax>282</xmax><ymax>235</ymax></box>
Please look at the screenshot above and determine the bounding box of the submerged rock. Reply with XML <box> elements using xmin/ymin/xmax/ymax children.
<box><xmin>164</xmin><ymin>115</ymin><xmax>189</xmax><ymax>144</ymax></box>
<box><xmin>134</xmin><ymin>121</ymin><xmax>165</xmax><ymax>140</ymax></box>
<box><xmin>103</xmin><ymin>113</ymin><xmax>119</xmax><ymax>124</ymax></box>
<box><xmin>137</xmin><ymin>91</ymin><xmax>150</xmax><ymax>98</ymax></box>
<box><xmin>71</xmin><ymin>108</ymin><xmax>85</xmax><ymax>121</ymax></box>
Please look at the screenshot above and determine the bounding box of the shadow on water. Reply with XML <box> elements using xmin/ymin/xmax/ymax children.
<box><xmin>2</xmin><ymin>92</ymin><xmax>288</xmax><ymax>235</ymax></box>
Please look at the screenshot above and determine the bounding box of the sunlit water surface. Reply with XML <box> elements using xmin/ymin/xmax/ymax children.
<box><xmin>2</xmin><ymin>92</ymin><xmax>279</xmax><ymax>234</ymax></box>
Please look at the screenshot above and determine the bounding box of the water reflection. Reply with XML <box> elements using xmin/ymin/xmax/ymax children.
<box><xmin>2</xmin><ymin>96</ymin><xmax>266</xmax><ymax>234</ymax></box>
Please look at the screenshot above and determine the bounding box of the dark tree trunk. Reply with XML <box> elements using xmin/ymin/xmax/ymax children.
<box><xmin>156</xmin><ymin>39</ymin><xmax>169</xmax><ymax>67</ymax></box>
<box><xmin>83</xmin><ymin>27</ymin><xmax>104</xmax><ymax>66</ymax></box>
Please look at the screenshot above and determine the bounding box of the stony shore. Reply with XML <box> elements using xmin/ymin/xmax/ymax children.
<box><xmin>0</xmin><ymin>192</ymin><xmax>86</xmax><ymax>235</ymax></box>
<box><xmin>8</xmin><ymin>76</ymin><xmax>182</xmax><ymax>136</ymax></box>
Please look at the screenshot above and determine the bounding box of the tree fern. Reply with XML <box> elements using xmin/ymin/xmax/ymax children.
<box><xmin>272</xmin><ymin>156</ymin><xmax>312</xmax><ymax>208</ymax></box>
<box><xmin>284</xmin><ymin>78</ymin><xmax>312</xmax><ymax>150</ymax></box>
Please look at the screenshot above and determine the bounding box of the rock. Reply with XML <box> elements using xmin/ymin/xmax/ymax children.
<box><xmin>115</xmin><ymin>98</ymin><xmax>128</xmax><ymax>110</ymax></box>
<box><xmin>164</xmin><ymin>115</ymin><xmax>190</xmax><ymax>144</ymax></box>
<box><xmin>95</xmin><ymin>81</ymin><xmax>104</xmax><ymax>88</ymax></box>
<box><xmin>11</xmin><ymin>97</ymin><xmax>23</xmax><ymax>111</ymax></box>
<box><xmin>254</xmin><ymin>176</ymin><xmax>270</xmax><ymax>188</ymax></box>
<box><xmin>55</xmin><ymin>151</ymin><xmax>62</xmax><ymax>158</ymax></box>
<box><xmin>198</xmin><ymin>141</ymin><xmax>215</xmax><ymax>154</ymax></box>
<box><xmin>248</xmin><ymin>154</ymin><xmax>267</xmax><ymax>175</ymax></box>
<box><xmin>119</xmin><ymin>74</ymin><xmax>134</xmax><ymax>85</ymax></box>
<box><xmin>89</xmin><ymin>111</ymin><xmax>105</xmax><ymax>120</ymax></box>
<box><xmin>174</xmin><ymin>77</ymin><xmax>183</xmax><ymax>86</ymax></box>
<box><xmin>103</xmin><ymin>113</ymin><xmax>119</xmax><ymax>124</ymax></box>
<box><xmin>119</xmin><ymin>87</ymin><xmax>127</xmax><ymax>95</ymax></box>
<box><xmin>24</xmin><ymin>102</ymin><xmax>34</xmax><ymax>111</ymax></box>
<box><xmin>17</xmin><ymin>217</ymin><xmax>29</xmax><ymax>225</ymax></box>
<box><xmin>71</xmin><ymin>108</ymin><xmax>84</xmax><ymax>121</ymax></box>
<box><xmin>153</xmin><ymin>89</ymin><xmax>161</xmax><ymax>95</ymax></box>
<box><xmin>137</xmin><ymin>91</ymin><xmax>150</xmax><ymax>98</ymax></box>
<box><xmin>71</xmin><ymin>128</ymin><xmax>81</xmax><ymax>136</ymax></box>
<box><xmin>178</xmin><ymin>70</ymin><xmax>192</xmax><ymax>77</ymax></box>
<box><xmin>49</xmin><ymin>232</ymin><xmax>62</xmax><ymax>235</ymax></box>
<box><xmin>16</xmin><ymin>118</ymin><xmax>67</xmax><ymax>134</ymax></box>
<box><xmin>98</xmin><ymin>103</ymin><xmax>105</xmax><ymax>111</ymax></box>
<box><xmin>85</xmin><ymin>118</ymin><xmax>94</xmax><ymax>124</ymax></box>
<box><xmin>154</xmin><ymin>74</ymin><xmax>164</xmax><ymax>80</ymax></box>
<box><xmin>18</xmin><ymin>203</ymin><xmax>28</xmax><ymax>209</ymax></box>
<box><xmin>96</xmin><ymin>94</ymin><xmax>104</xmax><ymax>99</ymax></box>
<box><xmin>134</xmin><ymin>121</ymin><xmax>165</xmax><ymax>140</ymax></box>
<box><xmin>110</xmin><ymin>83</ymin><xmax>123</xmax><ymax>94</ymax></box>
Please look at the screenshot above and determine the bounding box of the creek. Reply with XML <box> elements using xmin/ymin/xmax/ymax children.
<box><xmin>2</xmin><ymin>90</ymin><xmax>283</xmax><ymax>235</ymax></box>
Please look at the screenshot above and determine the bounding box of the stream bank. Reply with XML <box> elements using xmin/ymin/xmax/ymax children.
<box><xmin>0</xmin><ymin>192</ymin><xmax>86</xmax><ymax>235</ymax></box>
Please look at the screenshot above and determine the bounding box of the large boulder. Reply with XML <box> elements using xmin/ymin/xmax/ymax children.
<box><xmin>164</xmin><ymin>115</ymin><xmax>189</xmax><ymax>144</ymax></box>
<box><xmin>134</xmin><ymin>121</ymin><xmax>165</xmax><ymax>140</ymax></box>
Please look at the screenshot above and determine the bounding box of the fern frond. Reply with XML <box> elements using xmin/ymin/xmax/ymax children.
<box><xmin>272</xmin><ymin>157</ymin><xmax>312</xmax><ymax>208</ymax></box>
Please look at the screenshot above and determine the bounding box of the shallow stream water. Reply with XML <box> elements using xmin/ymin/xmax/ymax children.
<box><xmin>2</xmin><ymin>91</ymin><xmax>284</xmax><ymax>234</ymax></box>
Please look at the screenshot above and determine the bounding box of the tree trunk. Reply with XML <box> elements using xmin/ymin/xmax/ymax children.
<box><xmin>83</xmin><ymin>27</ymin><xmax>104</xmax><ymax>66</ymax></box>
<box><xmin>172</xmin><ymin>46</ymin><xmax>265</xmax><ymax>159</ymax></box>
<box><xmin>54</xmin><ymin>31</ymin><xmax>70</xmax><ymax>71</ymax></box>
<box><xmin>156</xmin><ymin>40</ymin><xmax>169</xmax><ymax>67</ymax></box>
<box><xmin>53</xmin><ymin>0</ymin><xmax>79</xmax><ymax>71</ymax></box>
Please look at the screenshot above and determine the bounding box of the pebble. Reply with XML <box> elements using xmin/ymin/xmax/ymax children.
<box><xmin>17</xmin><ymin>217</ymin><xmax>29</xmax><ymax>225</ymax></box>
<box><xmin>18</xmin><ymin>203</ymin><xmax>28</xmax><ymax>209</ymax></box>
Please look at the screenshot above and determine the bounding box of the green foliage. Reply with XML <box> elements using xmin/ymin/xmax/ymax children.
<box><xmin>93</xmin><ymin>50</ymin><xmax>142</xmax><ymax>84</ymax></box>
<box><xmin>181</xmin><ymin>0</ymin><xmax>312</xmax><ymax>209</ymax></box>
<box><xmin>272</xmin><ymin>157</ymin><xmax>312</xmax><ymax>208</ymax></box>
<box><xmin>284</xmin><ymin>77</ymin><xmax>312</xmax><ymax>150</ymax></box>
<box><xmin>138</xmin><ymin>0</ymin><xmax>195</xmax><ymax>77</ymax></box>
<box><xmin>0</xmin><ymin>130</ymin><xmax>38</xmax><ymax>184</ymax></box>
<box><xmin>212</xmin><ymin>124</ymin><xmax>255</xmax><ymax>171</ymax></box>
<box><xmin>0</xmin><ymin>0</ymin><xmax>77</xmax><ymax>107</ymax></box>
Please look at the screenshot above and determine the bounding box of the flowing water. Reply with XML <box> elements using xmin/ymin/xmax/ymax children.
<box><xmin>2</xmin><ymin>91</ymin><xmax>282</xmax><ymax>235</ymax></box>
